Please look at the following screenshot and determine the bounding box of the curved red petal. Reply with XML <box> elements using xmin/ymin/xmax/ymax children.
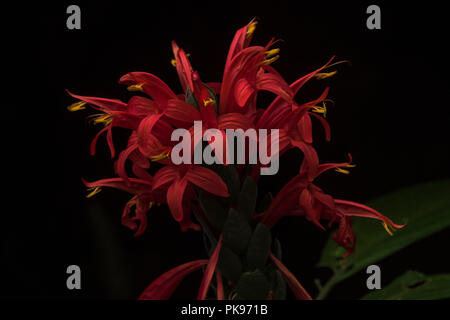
<box><xmin>197</xmin><ymin>235</ymin><xmax>223</xmax><ymax>300</ymax></box>
<box><xmin>139</xmin><ymin>260</ymin><xmax>208</xmax><ymax>300</ymax></box>
<box><xmin>269</xmin><ymin>253</ymin><xmax>312</xmax><ymax>300</ymax></box>
<box><xmin>185</xmin><ymin>166</ymin><xmax>229</xmax><ymax>198</ymax></box>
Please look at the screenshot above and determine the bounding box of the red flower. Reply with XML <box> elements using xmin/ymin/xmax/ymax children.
<box><xmin>68</xmin><ymin>18</ymin><xmax>405</xmax><ymax>299</ymax></box>
<box><xmin>82</xmin><ymin>177</ymin><xmax>158</xmax><ymax>237</ymax></box>
<box><xmin>67</xmin><ymin>91</ymin><xmax>139</xmax><ymax>158</ymax></box>
<box><xmin>152</xmin><ymin>165</ymin><xmax>229</xmax><ymax>230</ymax></box>
<box><xmin>139</xmin><ymin>236</ymin><xmax>223</xmax><ymax>300</ymax></box>
<box><xmin>262</xmin><ymin>155</ymin><xmax>405</xmax><ymax>256</ymax></box>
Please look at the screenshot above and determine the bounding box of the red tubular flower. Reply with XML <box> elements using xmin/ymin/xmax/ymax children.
<box><xmin>262</xmin><ymin>155</ymin><xmax>405</xmax><ymax>256</ymax></box>
<box><xmin>69</xmin><ymin>18</ymin><xmax>404</xmax><ymax>299</ymax></box>
<box><xmin>220</xmin><ymin>40</ymin><xmax>293</xmax><ymax>115</ymax></box>
<box><xmin>139</xmin><ymin>235</ymin><xmax>223</xmax><ymax>300</ymax></box>
<box><xmin>82</xmin><ymin>177</ymin><xmax>158</xmax><ymax>237</ymax></box>
<box><xmin>152</xmin><ymin>165</ymin><xmax>229</xmax><ymax>228</ymax></box>
<box><xmin>67</xmin><ymin>90</ymin><xmax>139</xmax><ymax>158</ymax></box>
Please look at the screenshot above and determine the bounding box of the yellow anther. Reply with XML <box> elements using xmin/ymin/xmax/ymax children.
<box><xmin>262</xmin><ymin>55</ymin><xmax>279</xmax><ymax>65</ymax></box>
<box><xmin>203</xmin><ymin>98</ymin><xmax>215</xmax><ymax>107</ymax></box>
<box><xmin>148</xmin><ymin>201</ymin><xmax>154</xmax><ymax>209</ymax></box>
<box><xmin>127</xmin><ymin>83</ymin><xmax>145</xmax><ymax>92</ymax></box>
<box><xmin>171</xmin><ymin>53</ymin><xmax>190</xmax><ymax>67</ymax></box>
<box><xmin>382</xmin><ymin>221</ymin><xmax>394</xmax><ymax>236</ymax></box>
<box><xmin>86</xmin><ymin>187</ymin><xmax>102</xmax><ymax>198</ymax></box>
<box><xmin>334</xmin><ymin>163</ymin><xmax>356</xmax><ymax>175</ymax></box>
<box><xmin>92</xmin><ymin>113</ymin><xmax>113</xmax><ymax>126</ymax></box>
<box><xmin>315</xmin><ymin>71</ymin><xmax>337</xmax><ymax>80</ymax></box>
<box><xmin>246</xmin><ymin>21</ymin><xmax>257</xmax><ymax>38</ymax></box>
<box><xmin>312</xmin><ymin>102</ymin><xmax>327</xmax><ymax>117</ymax></box>
<box><xmin>335</xmin><ymin>167</ymin><xmax>350</xmax><ymax>175</ymax></box>
<box><xmin>265</xmin><ymin>48</ymin><xmax>280</xmax><ymax>58</ymax></box>
<box><xmin>67</xmin><ymin>101</ymin><xmax>87</xmax><ymax>112</ymax></box>
<box><xmin>150</xmin><ymin>150</ymin><xmax>170</xmax><ymax>161</ymax></box>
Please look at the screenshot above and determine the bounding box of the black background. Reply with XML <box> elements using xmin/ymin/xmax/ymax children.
<box><xmin>4</xmin><ymin>1</ymin><xmax>449</xmax><ymax>299</ymax></box>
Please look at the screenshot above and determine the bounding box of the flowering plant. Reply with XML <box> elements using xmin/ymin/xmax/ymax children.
<box><xmin>68</xmin><ymin>20</ymin><xmax>404</xmax><ymax>300</ymax></box>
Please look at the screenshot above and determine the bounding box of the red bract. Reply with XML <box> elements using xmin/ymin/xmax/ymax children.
<box><xmin>68</xmin><ymin>19</ymin><xmax>404</xmax><ymax>299</ymax></box>
<box><xmin>262</xmin><ymin>155</ymin><xmax>405</xmax><ymax>257</ymax></box>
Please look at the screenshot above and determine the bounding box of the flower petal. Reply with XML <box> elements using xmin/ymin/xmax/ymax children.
<box><xmin>234</xmin><ymin>78</ymin><xmax>256</xmax><ymax>107</ymax></box>
<box><xmin>139</xmin><ymin>260</ymin><xmax>208</xmax><ymax>300</ymax></box>
<box><xmin>127</xmin><ymin>96</ymin><xmax>160</xmax><ymax>116</ymax></box>
<box><xmin>334</xmin><ymin>199</ymin><xmax>406</xmax><ymax>229</ymax></box>
<box><xmin>197</xmin><ymin>235</ymin><xmax>223</xmax><ymax>300</ymax></box>
<box><xmin>165</xmin><ymin>99</ymin><xmax>201</xmax><ymax>123</ymax></box>
<box><xmin>185</xmin><ymin>166</ymin><xmax>229</xmax><ymax>198</ymax></box>
<box><xmin>82</xmin><ymin>177</ymin><xmax>153</xmax><ymax>195</ymax></box>
<box><xmin>172</xmin><ymin>41</ymin><xmax>194</xmax><ymax>93</ymax></box>
<box><xmin>269</xmin><ymin>253</ymin><xmax>312</xmax><ymax>300</ymax></box>
<box><xmin>316</xmin><ymin>154</ymin><xmax>353</xmax><ymax>177</ymax></box>
<box><xmin>167</xmin><ymin>177</ymin><xmax>188</xmax><ymax>221</ymax></box>
<box><xmin>152</xmin><ymin>166</ymin><xmax>178</xmax><ymax>191</ymax></box>
<box><xmin>310</xmin><ymin>113</ymin><xmax>331</xmax><ymax>141</ymax></box>
<box><xmin>119</xmin><ymin>72</ymin><xmax>177</xmax><ymax>105</ymax></box>
<box><xmin>217</xmin><ymin>113</ymin><xmax>254</xmax><ymax>131</ymax></box>
<box><xmin>66</xmin><ymin>90</ymin><xmax>127</xmax><ymax>112</ymax></box>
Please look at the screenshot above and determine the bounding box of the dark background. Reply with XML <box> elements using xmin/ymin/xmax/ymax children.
<box><xmin>4</xmin><ymin>1</ymin><xmax>449</xmax><ymax>299</ymax></box>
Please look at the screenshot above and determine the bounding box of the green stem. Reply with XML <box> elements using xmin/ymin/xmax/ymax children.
<box><xmin>315</xmin><ymin>269</ymin><xmax>342</xmax><ymax>300</ymax></box>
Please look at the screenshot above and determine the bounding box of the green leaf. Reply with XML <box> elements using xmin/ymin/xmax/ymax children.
<box><xmin>317</xmin><ymin>180</ymin><xmax>450</xmax><ymax>288</ymax></box>
<box><xmin>198</xmin><ymin>192</ymin><xmax>228</xmax><ymax>230</ymax></box>
<box><xmin>272</xmin><ymin>238</ymin><xmax>282</xmax><ymax>260</ymax></box>
<box><xmin>213</xmin><ymin>165</ymin><xmax>240</xmax><ymax>205</ymax></box>
<box><xmin>222</xmin><ymin>208</ymin><xmax>252</xmax><ymax>255</ymax></box>
<box><xmin>362</xmin><ymin>271</ymin><xmax>450</xmax><ymax>300</ymax></box>
<box><xmin>273</xmin><ymin>271</ymin><xmax>287</xmax><ymax>300</ymax></box>
<box><xmin>185</xmin><ymin>87</ymin><xmax>199</xmax><ymax>110</ymax></box>
<box><xmin>202</xmin><ymin>82</ymin><xmax>219</xmax><ymax>116</ymax></box>
<box><xmin>236</xmin><ymin>270</ymin><xmax>270</xmax><ymax>300</ymax></box>
<box><xmin>257</xmin><ymin>192</ymin><xmax>273</xmax><ymax>213</ymax></box>
<box><xmin>247</xmin><ymin>223</ymin><xmax>271</xmax><ymax>270</ymax></box>
<box><xmin>192</xmin><ymin>208</ymin><xmax>217</xmax><ymax>252</ymax></box>
<box><xmin>218</xmin><ymin>245</ymin><xmax>243</xmax><ymax>284</ymax></box>
<box><xmin>238</xmin><ymin>176</ymin><xmax>257</xmax><ymax>220</ymax></box>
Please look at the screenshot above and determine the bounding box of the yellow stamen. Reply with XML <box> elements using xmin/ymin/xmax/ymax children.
<box><xmin>335</xmin><ymin>167</ymin><xmax>350</xmax><ymax>175</ymax></box>
<box><xmin>246</xmin><ymin>21</ymin><xmax>257</xmax><ymax>38</ymax></box>
<box><xmin>203</xmin><ymin>98</ymin><xmax>215</xmax><ymax>107</ymax></box>
<box><xmin>68</xmin><ymin>101</ymin><xmax>87</xmax><ymax>112</ymax></box>
<box><xmin>92</xmin><ymin>113</ymin><xmax>113</xmax><ymax>126</ymax></box>
<box><xmin>382</xmin><ymin>222</ymin><xmax>394</xmax><ymax>236</ymax></box>
<box><xmin>148</xmin><ymin>201</ymin><xmax>154</xmax><ymax>209</ymax></box>
<box><xmin>262</xmin><ymin>55</ymin><xmax>279</xmax><ymax>65</ymax></box>
<box><xmin>334</xmin><ymin>163</ymin><xmax>356</xmax><ymax>175</ymax></box>
<box><xmin>315</xmin><ymin>71</ymin><xmax>337</xmax><ymax>80</ymax></box>
<box><xmin>150</xmin><ymin>150</ymin><xmax>170</xmax><ymax>161</ymax></box>
<box><xmin>265</xmin><ymin>48</ymin><xmax>280</xmax><ymax>58</ymax></box>
<box><xmin>311</xmin><ymin>102</ymin><xmax>327</xmax><ymax>118</ymax></box>
<box><xmin>86</xmin><ymin>187</ymin><xmax>102</xmax><ymax>198</ymax></box>
<box><xmin>127</xmin><ymin>83</ymin><xmax>145</xmax><ymax>92</ymax></box>
<box><xmin>171</xmin><ymin>53</ymin><xmax>189</xmax><ymax>67</ymax></box>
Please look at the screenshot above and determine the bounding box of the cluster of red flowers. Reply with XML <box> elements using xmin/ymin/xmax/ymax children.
<box><xmin>68</xmin><ymin>20</ymin><xmax>403</xmax><ymax>300</ymax></box>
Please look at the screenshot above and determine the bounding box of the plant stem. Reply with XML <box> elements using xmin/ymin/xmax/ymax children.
<box><xmin>315</xmin><ymin>269</ymin><xmax>342</xmax><ymax>300</ymax></box>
